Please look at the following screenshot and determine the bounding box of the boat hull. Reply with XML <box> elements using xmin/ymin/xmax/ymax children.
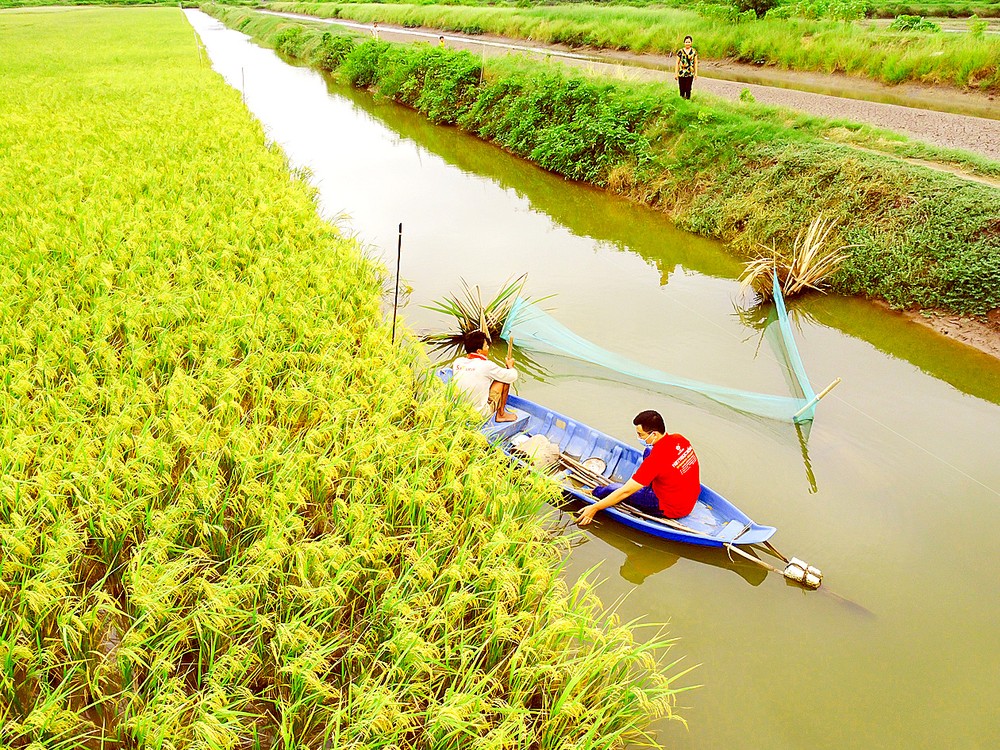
<box><xmin>472</xmin><ymin>384</ymin><xmax>776</xmax><ymax>547</ymax></box>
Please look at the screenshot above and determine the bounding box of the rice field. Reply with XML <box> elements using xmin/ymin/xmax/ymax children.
<box><xmin>0</xmin><ymin>7</ymin><xmax>682</xmax><ymax>747</ymax></box>
<box><xmin>272</xmin><ymin>1</ymin><xmax>1000</xmax><ymax>91</ymax></box>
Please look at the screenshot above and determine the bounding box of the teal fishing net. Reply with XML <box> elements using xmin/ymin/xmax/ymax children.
<box><xmin>500</xmin><ymin>276</ymin><xmax>819</xmax><ymax>423</ymax></box>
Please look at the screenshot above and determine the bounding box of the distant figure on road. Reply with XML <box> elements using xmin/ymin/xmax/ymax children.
<box><xmin>675</xmin><ymin>35</ymin><xmax>698</xmax><ymax>100</ymax></box>
<box><xmin>372</xmin><ymin>22</ymin><xmax>380</xmax><ymax>41</ymax></box>
<box><xmin>439</xmin><ymin>35</ymin><xmax>446</xmax><ymax>48</ymax></box>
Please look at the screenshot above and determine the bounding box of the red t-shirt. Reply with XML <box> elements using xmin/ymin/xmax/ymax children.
<box><xmin>631</xmin><ymin>434</ymin><xmax>700</xmax><ymax>518</ymax></box>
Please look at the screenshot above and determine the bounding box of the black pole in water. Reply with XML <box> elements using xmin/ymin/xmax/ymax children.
<box><xmin>391</xmin><ymin>223</ymin><xmax>402</xmax><ymax>344</ymax></box>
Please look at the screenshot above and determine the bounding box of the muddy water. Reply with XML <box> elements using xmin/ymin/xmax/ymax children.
<box><xmin>188</xmin><ymin>11</ymin><xmax>1000</xmax><ymax>749</ymax></box>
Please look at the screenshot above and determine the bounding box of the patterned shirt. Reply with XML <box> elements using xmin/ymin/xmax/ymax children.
<box><xmin>677</xmin><ymin>47</ymin><xmax>698</xmax><ymax>77</ymax></box>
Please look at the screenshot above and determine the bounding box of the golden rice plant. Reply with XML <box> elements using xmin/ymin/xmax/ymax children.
<box><xmin>739</xmin><ymin>215</ymin><xmax>853</xmax><ymax>301</ymax></box>
<box><xmin>1</xmin><ymin>7</ymin><xmax>684</xmax><ymax>748</ymax></box>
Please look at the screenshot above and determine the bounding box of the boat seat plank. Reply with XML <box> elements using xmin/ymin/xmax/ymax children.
<box><xmin>715</xmin><ymin>519</ymin><xmax>749</xmax><ymax>542</ymax></box>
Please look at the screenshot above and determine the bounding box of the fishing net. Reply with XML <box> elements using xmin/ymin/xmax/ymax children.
<box><xmin>499</xmin><ymin>277</ymin><xmax>818</xmax><ymax>423</ymax></box>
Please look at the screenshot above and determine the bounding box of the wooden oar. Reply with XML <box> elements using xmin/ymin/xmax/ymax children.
<box><xmin>616</xmin><ymin>504</ymin><xmax>707</xmax><ymax>537</ymax></box>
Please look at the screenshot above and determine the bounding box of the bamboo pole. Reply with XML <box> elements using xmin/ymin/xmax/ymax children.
<box><xmin>391</xmin><ymin>223</ymin><xmax>402</xmax><ymax>344</ymax></box>
<box><xmin>476</xmin><ymin>285</ymin><xmax>488</xmax><ymax>340</ymax></box>
<box><xmin>725</xmin><ymin>542</ymin><xmax>787</xmax><ymax>576</ymax></box>
<box><xmin>762</xmin><ymin>539</ymin><xmax>789</xmax><ymax>564</ymax></box>
<box><xmin>631</xmin><ymin>510</ymin><xmax>704</xmax><ymax>537</ymax></box>
<box><xmin>793</xmin><ymin>377</ymin><xmax>842</xmax><ymax>420</ymax></box>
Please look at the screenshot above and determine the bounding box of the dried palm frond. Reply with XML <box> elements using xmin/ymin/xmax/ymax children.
<box><xmin>740</xmin><ymin>216</ymin><xmax>853</xmax><ymax>302</ymax></box>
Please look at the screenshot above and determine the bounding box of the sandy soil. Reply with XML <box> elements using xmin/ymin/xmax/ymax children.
<box><xmin>888</xmin><ymin>306</ymin><xmax>1000</xmax><ymax>359</ymax></box>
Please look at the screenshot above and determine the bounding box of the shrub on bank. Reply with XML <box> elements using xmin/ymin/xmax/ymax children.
<box><xmin>888</xmin><ymin>13</ymin><xmax>942</xmax><ymax>29</ymax></box>
<box><xmin>208</xmin><ymin>5</ymin><xmax>1000</xmax><ymax>314</ymax></box>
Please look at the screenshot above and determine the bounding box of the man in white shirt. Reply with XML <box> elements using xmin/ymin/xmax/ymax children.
<box><xmin>451</xmin><ymin>330</ymin><xmax>518</xmax><ymax>422</ymax></box>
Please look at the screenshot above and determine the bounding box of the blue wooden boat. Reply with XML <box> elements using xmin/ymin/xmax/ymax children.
<box><xmin>441</xmin><ymin>369</ymin><xmax>777</xmax><ymax>547</ymax></box>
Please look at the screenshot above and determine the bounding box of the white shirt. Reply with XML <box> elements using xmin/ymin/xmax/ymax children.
<box><xmin>451</xmin><ymin>354</ymin><xmax>518</xmax><ymax>416</ymax></box>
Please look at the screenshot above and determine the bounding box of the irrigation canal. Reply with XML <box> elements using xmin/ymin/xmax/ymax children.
<box><xmin>189</xmin><ymin>10</ymin><xmax>1000</xmax><ymax>749</ymax></box>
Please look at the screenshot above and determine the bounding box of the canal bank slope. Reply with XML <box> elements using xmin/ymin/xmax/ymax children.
<box><xmin>268</xmin><ymin>1</ymin><xmax>1000</xmax><ymax>95</ymax></box>
<box><xmin>207</xmin><ymin>7</ymin><xmax>1000</xmax><ymax>337</ymax></box>
<box><xmin>264</xmin><ymin>11</ymin><xmax>1000</xmax><ymax>157</ymax></box>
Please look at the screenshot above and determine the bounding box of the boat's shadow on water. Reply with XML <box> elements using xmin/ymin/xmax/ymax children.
<box><xmin>553</xmin><ymin>498</ymin><xmax>877</xmax><ymax>618</ymax></box>
<box><xmin>553</xmin><ymin>498</ymin><xmax>768</xmax><ymax>587</ymax></box>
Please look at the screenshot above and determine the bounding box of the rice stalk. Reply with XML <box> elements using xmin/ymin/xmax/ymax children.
<box><xmin>0</xmin><ymin>8</ymin><xmax>685</xmax><ymax>747</ymax></box>
<box><xmin>422</xmin><ymin>274</ymin><xmax>530</xmax><ymax>345</ymax></box>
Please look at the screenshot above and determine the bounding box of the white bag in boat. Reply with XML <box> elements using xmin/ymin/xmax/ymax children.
<box><xmin>513</xmin><ymin>434</ymin><xmax>560</xmax><ymax>468</ymax></box>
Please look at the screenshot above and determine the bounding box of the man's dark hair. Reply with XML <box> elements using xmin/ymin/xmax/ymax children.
<box><xmin>463</xmin><ymin>330</ymin><xmax>488</xmax><ymax>353</ymax></box>
<box><xmin>633</xmin><ymin>410</ymin><xmax>666</xmax><ymax>434</ymax></box>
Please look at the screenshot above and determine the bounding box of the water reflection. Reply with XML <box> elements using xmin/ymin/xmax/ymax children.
<box><xmin>321</xmin><ymin>75</ymin><xmax>1000</xmax><ymax>409</ymax></box>
<box><xmin>562</xmin><ymin>504</ymin><xmax>770</xmax><ymax>587</ymax></box>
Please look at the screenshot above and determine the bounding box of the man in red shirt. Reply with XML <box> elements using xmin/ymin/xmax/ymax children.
<box><xmin>577</xmin><ymin>410</ymin><xmax>700</xmax><ymax>525</ymax></box>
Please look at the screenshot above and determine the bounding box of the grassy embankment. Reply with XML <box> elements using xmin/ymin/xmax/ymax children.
<box><xmin>271</xmin><ymin>2</ymin><xmax>1000</xmax><ymax>91</ymax></box>
<box><xmin>0</xmin><ymin>0</ymin><xmax>250</xmax><ymax>7</ymax></box>
<box><xmin>255</xmin><ymin>0</ymin><xmax>1000</xmax><ymax>20</ymax></box>
<box><xmin>869</xmin><ymin>0</ymin><xmax>1000</xmax><ymax>16</ymax></box>
<box><xmin>210</xmin><ymin>6</ymin><xmax>1000</xmax><ymax>315</ymax></box>
<box><xmin>2</xmin><ymin>0</ymin><xmax>996</xmax><ymax>19</ymax></box>
<box><xmin>0</xmin><ymin>7</ymin><xmax>682</xmax><ymax>747</ymax></box>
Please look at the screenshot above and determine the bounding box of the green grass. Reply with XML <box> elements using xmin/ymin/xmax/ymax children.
<box><xmin>870</xmin><ymin>0</ymin><xmax>1000</xmax><ymax>17</ymax></box>
<box><xmin>210</xmin><ymin>6</ymin><xmax>1000</xmax><ymax>314</ymax></box>
<box><xmin>269</xmin><ymin>0</ymin><xmax>1000</xmax><ymax>20</ymax></box>
<box><xmin>0</xmin><ymin>6</ymin><xmax>683</xmax><ymax>747</ymax></box>
<box><xmin>0</xmin><ymin>0</ymin><xmax>256</xmax><ymax>6</ymax></box>
<box><xmin>272</xmin><ymin>1</ymin><xmax>1000</xmax><ymax>91</ymax></box>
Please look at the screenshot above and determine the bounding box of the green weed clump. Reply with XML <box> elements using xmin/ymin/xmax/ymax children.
<box><xmin>0</xmin><ymin>7</ymin><xmax>684</xmax><ymax>747</ymax></box>
<box><xmin>887</xmin><ymin>13</ymin><xmax>942</xmax><ymax>29</ymax></box>
<box><xmin>272</xmin><ymin>1</ymin><xmax>1000</xmax><ymax>92</ymax></box>
<box><xmin>210</xmin><ymin>6</ymin><xmax>1000</xmax><ymax>315</ymax></box>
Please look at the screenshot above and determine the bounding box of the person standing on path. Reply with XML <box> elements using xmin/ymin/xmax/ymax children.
<box><xmin>372</xmin><ymin>22</ymin><xmax>380</xmax><ymax>41</ymax></box>
<box><xmin>675</xmin><ymin>35</ymin><xmax>698</xmax><ymax>100</ymax></box>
